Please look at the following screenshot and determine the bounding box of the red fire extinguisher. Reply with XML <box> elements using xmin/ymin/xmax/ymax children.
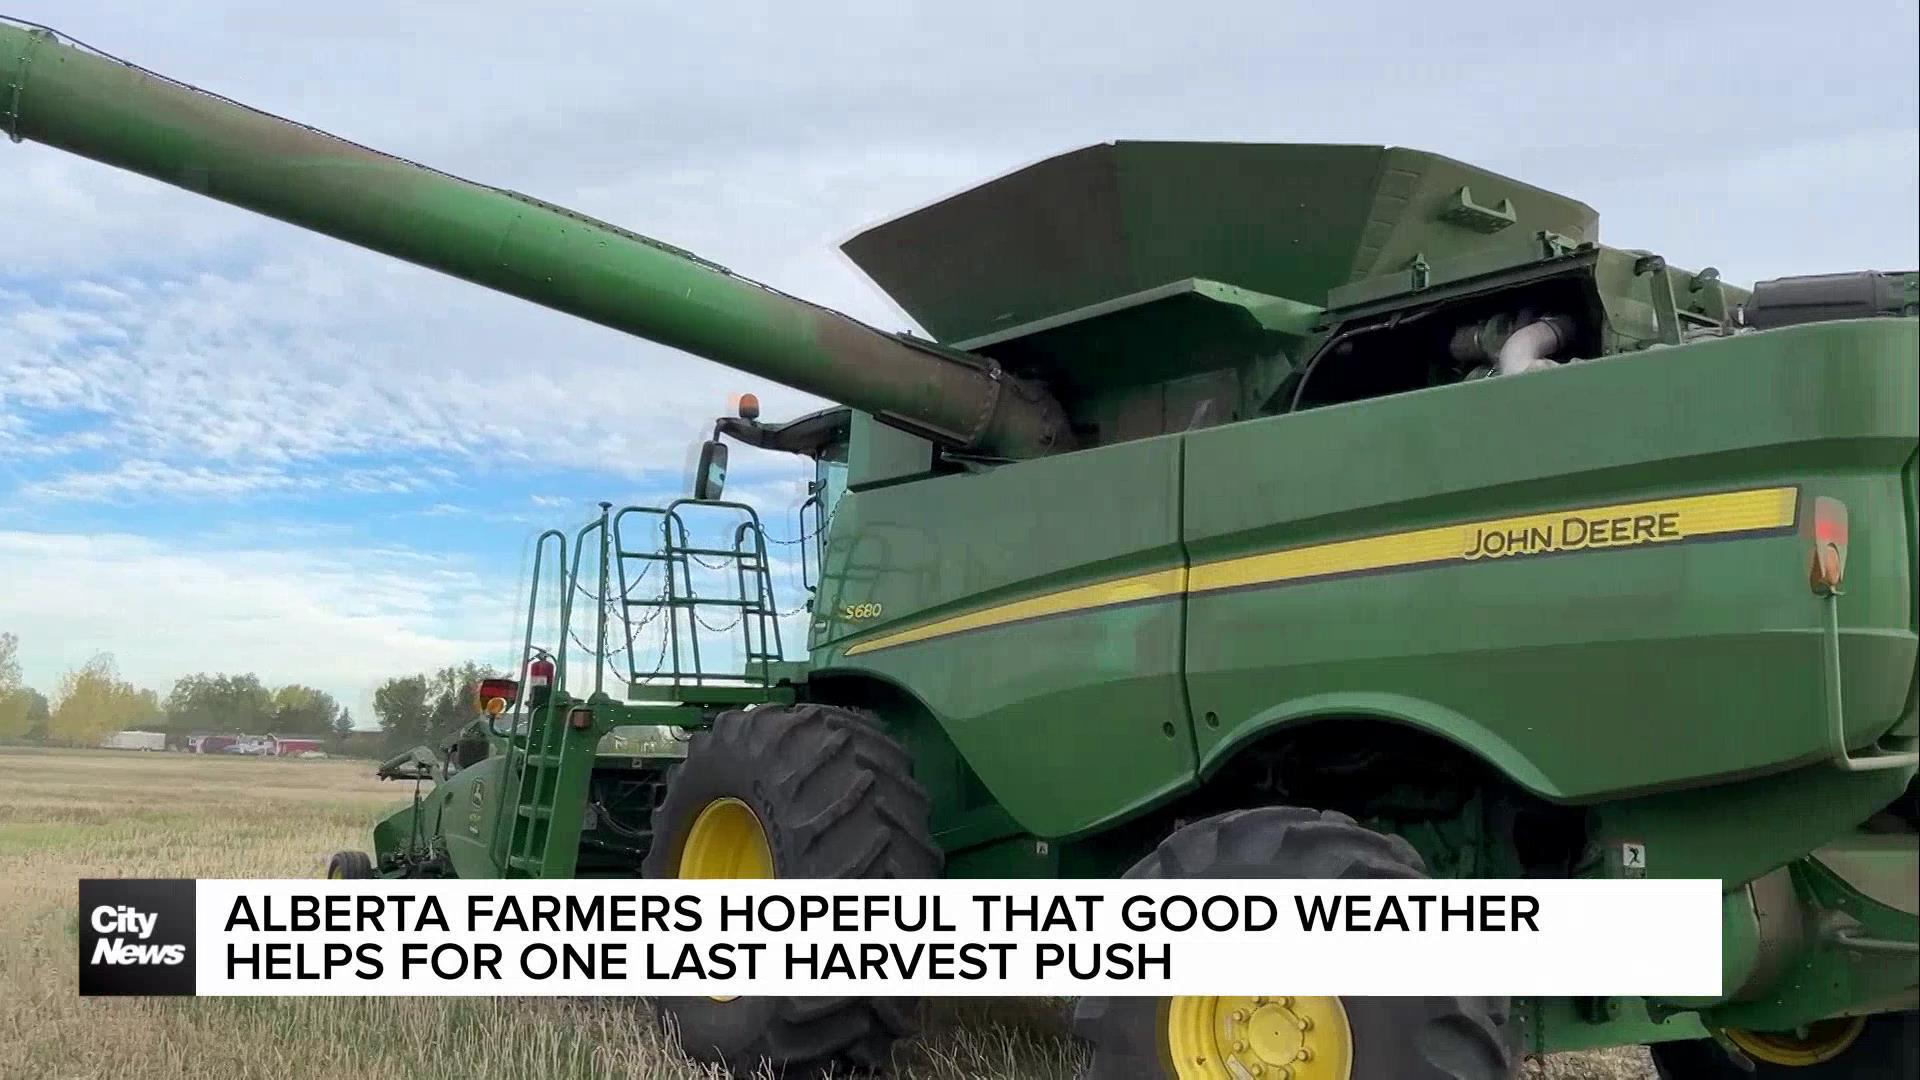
<box><xmin>527</xmin><ymin>655</ymin><xmax>555</xmax><ymax>710</ymax></box>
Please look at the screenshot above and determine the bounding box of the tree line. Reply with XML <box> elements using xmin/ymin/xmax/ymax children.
<box><xmin>370</xmin><ymin>661</ymin><xmax>498</xmax><ymax>756</ymax></box>
<box><xmin>0</xmin><ymin>631</ymin><xmax>495</xmax><ymax>757</ymax></box>
<box><xmin>0</xmin><ymin>634</ymin><xmax>163</xmax><ymax>748</ymax></box>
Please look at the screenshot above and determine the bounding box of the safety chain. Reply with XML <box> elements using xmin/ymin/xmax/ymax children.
<box><xmin>691</xmin><ymin>608</ymin><xmax>744</xmax><ymax>633</ymax></box>
<box><xmin>625</xmin><ymin>596</ymin><xmax>667</xmax><ymax>630</ymax></box>
<box><xmin>557</xmin><ymin>579</ymin><xmax>678</xmax><ymax>688</ymax></box>
<box><xmin>564</xmin><ymin>615</ymin><xmax>640</xmax><ymax>662</ymax></box>
<box><xmin>630</xmin><ymin>619</ymin><xmax>673</xmax><ymax>684</ymax></box>
<box><xmin>760</xmin><ymin>530</ymin><xmax>817</xmax><ymax>547</ymax></box>
<box><xmin>541</xmin><ymin>513</ymin><xmax>821</xmax><ymax>687</ymax></box>
<box><xmin>551</xmin><ymin>584</ymin><xmax>661</xmax><ymax>653</ymax></box>
<box><xmin>572</xmin><ymin>559</ymin><xmax>652</xmax><ymax>602</ymax></box>
<box><xmin>563</xmin><ymin>622</ymin><xmax>631</xmax><ymax>690</ymax></box>
<box><xmin>761</xmin><ymin>507</ymin><xmax>833</xmax><ymax>547</ymax></box>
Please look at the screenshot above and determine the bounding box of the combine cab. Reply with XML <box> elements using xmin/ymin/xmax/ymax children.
<box><xmin>7</xmin><ymin>19</ymin><xmax>1916</xmax><ymax>1079</ymax></box>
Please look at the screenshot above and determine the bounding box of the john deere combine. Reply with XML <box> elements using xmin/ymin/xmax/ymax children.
<box><xmin>7</xmin><ymin>19</ymin><xmax>1916</xmax><ymax>1079</ymax></box>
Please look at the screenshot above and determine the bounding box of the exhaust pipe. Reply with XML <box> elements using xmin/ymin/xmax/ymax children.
<box><xmin>1497</xmin><ymin>315</ymin><xmax>1576</xmax><ymax>376</ymax></box>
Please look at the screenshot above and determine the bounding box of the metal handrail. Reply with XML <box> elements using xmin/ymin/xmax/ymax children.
<box><xmin>797</xmin><ymin>492</ymin><xmax>823</xmax><ymax>595</ymax></box>
<box><xmin>497</xmin><ymin>529</ymin><xmax>567</xmax><ymax>739</ymax></box>
<box><xmin>608</xmin><ymin>499</ymin><xmax>787</xmax><ymax>691</ymax></box>
<box><xmin>1819</xmin><ymin>591</ymin><xmax>1920</xmax><ymax>772</ymax></box>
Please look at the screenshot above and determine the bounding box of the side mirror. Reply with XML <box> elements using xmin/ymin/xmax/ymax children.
<box><xmin>694</xmin><ymin>440</ymin><xmax>728</xmax><ymax>501</ymax></box>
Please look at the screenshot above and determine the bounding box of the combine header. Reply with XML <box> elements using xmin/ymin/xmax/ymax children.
<box><xmin>7</xmin><ymin>19</ymin><xmax>1916</xmax><ymax>1080</ymax></box>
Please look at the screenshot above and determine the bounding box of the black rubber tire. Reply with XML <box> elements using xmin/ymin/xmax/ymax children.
<box><xmin>1650</xmin><ymin>1011</ymin><xmax>1920</xmax><ymax>1079</ymax></box>
<box><xmin>325</xmin><ymin>850</ymin><xmax>374</xmax><ymax>879</ymax></box>
<box><xmin>642</xmin><ymin>704</ymin><xmax>942</xmax><ymax>1077</ymax></box>
<box><xmin>1074</xmin><ymin>806</ymin><xmax>1515</xmax><ymax>1080</ymax></box>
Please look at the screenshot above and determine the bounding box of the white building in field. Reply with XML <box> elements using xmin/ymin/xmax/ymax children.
<box><xmin>101</xmin><ymin>731</ymin><xmax>166</xmax><ymax>752</ymax></box>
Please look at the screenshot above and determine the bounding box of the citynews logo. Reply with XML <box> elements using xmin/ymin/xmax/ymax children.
<box><xmin>78</xmin><ymin>879</ymin><xmax>197</xmax><ymax>996</ymax></box>
<box><xmin>91</xmin><ymin>906</ymin><xmax>184</xmax><ymax>965</ymax></box>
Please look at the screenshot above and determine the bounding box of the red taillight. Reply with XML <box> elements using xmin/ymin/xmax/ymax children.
<box><xmin>1809</xmin><ymin>496</ymin><xmax>1849</xmax><ymax>595</ymax></box>
<box><xmin>477</xmin><ymin>677</ymin><xmax>518</xmax><ymax>704</ymax></box>
<box><xmin>475</xmin><ymin>677</ymin><xmax>519</xmax><ymax>716</ymax></box>
<box><xmin>568</xmin><ymin>707</ymin><xmax>593</xmax><ymax>731</ymax></box>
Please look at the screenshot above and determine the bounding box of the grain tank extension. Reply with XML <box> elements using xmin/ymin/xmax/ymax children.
<box><xmin>7</xmin><ymin>19</ymin><xmax>1918</xmax><ymax>1080</ymax></box>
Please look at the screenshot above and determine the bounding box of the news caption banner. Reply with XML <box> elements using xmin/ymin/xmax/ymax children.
<box><xmin>80</xmin><ymin>878</ymin><xmax>1722</xmax><ymax>998</ymax></box>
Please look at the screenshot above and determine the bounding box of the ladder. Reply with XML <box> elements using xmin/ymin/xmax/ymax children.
<box><xmin>491</xmin><ymin>519</ymin><xmax>609</xmax><ymax>879</ymax></box>
<box><xmin>497</xmin><ymin>679</ymin><xmax>600</xmax><ymax>878</ymax></box>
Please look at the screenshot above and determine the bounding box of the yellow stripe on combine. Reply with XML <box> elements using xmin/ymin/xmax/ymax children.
<box><xmin>842</xmin><ymin>486</ymin><xmax>1798</xmax><ymax>656</ymax></box>
<box><xmin>843</xmin><ymin>566</ymin><xmax>1188</xmax><ymax>657</ymax></box>
<box><xmin>1188</xmin><ymin>485</ymin><xmax>1799</xmax><ymax>593</ymax></box>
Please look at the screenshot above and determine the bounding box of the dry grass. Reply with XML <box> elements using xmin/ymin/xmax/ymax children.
<box><xmin>0</xmin><ymin>747</ymin><xmax>1650</xmax><ymax>1079</ymax></box>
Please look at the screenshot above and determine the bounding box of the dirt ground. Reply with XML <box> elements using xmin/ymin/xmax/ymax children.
<box><xmin>0</xmin><ymin>746</ymin><xmax>1654</xmax><ymax>1079</ymax></box>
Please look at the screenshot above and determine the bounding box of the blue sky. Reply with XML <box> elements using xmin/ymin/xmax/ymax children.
<box><xmin>3</xmin><ymin>0</ymin><xmax>1917</xmax><ymax>726</ymax></box>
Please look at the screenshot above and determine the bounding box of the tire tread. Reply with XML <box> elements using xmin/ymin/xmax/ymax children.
<box><xmin>1077</xmin><ymin>806</ymin><xmax>1512</xmax><ymax>1080</ymax></box>
<box><xmin>644</xmin><ymin>704</ymin><xmax>940</xmax><ymax>1077</ymax></box>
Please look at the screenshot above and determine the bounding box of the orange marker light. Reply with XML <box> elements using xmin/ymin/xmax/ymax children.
<box><xmin>1808</xmin><ymin>496</ymin><xmax>1849</xmax><ymax>595</ymax></box>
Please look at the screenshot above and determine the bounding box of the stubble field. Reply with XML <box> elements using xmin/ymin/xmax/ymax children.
<box><xmin>0</xmin><ymin>746</ymin><xmax>1652</xmax><ymax>1079</ymax></box>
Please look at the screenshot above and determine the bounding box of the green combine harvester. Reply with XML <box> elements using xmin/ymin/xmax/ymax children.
<box><xmin>6</xmin><ymin>19</ymin><xmax>1916</xmax><ymax>1079</ymax></box>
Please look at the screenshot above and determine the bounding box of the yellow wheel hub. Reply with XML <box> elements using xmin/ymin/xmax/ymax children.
<box><xmin>678</xmin><ymin>796</ymin><xmax>774</xmax><ymax>879</ymax></box>
<box><xmin>1166</xmin><ymin>996</ymin><xmax>1351</xmax><ymax>1079</ymax></box>
<box><xmin>326</xmin><ymin>867</ymin><xmax>343</xmax><ymax>879</ymax></box>
<box><xmin>1725</xmin><ymin>1016</ymin><xmax>1865</xmax><ymax>1067</ymax></box>
<box><xmin>676</xmin><ymin>797</ymin><xmax>775</xmax><ymax>1003</ymax></box>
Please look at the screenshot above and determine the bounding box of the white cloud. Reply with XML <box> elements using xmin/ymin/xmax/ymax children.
<box><xmin>4</xmin><ymin>147</ymin><xmax>265</xmax><ymax>277</ymax></box>
<box><xmin>17</xmin><ymin>458</ymin><xmax>444</xmax><ymax>502</ymax></box>
<box><xmin>21</xmin><ymin>460</ymin><xmax>293</xmax><ymax>500</ymax></box>
<box><xmin>1578</xmin><ymin>127</ymin><xmax>1920</xmax><ymax>282</ymax></box>
<box><xmin>0</xmin><ymin>243</ymin><xmax>831</xmax><ymax>490</ymax></box>
<box><xmin>0</xmin><ymin>529</ymin><xmax>518</xmax><ymax>723</ymax></box>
